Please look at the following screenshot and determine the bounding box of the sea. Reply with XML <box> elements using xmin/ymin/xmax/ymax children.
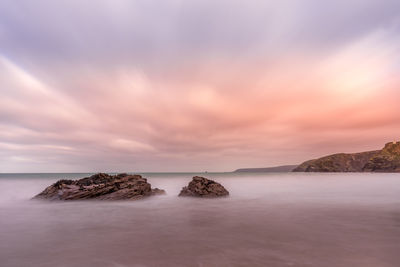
<box><xmin>0</xmin><ymin>172</ymin><xmax>399</xmax><ymax>267</ymax></box>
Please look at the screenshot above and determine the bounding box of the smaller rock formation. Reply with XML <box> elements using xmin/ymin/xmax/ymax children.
<box><xmin>33</xmin><ymin>173</ymin><xmax>165</xmax><ymax>201</ymax></box>
<box><xmin>179</xmin><ymin>176</ymin><xmax>229</xmax><ymax>198</ymax></box>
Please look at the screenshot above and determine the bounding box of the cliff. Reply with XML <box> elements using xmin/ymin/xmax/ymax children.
<box><xmin>362</xmin><ymin>142</ymin><xmax>400</xmax><ymax>172</ymax></box>
<box><xmin>293</xmin><ymin>141</ymin><xmax>400</xmax><ymax>172</ymax></box>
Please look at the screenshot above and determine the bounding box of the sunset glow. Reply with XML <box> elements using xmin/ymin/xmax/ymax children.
<box><xmin>0</xmin><ymin>0</ymin><xmax>399</xmax><ymax>172</ymax></box>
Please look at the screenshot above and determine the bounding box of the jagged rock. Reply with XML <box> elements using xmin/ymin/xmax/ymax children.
<box><xmin>293</xmin><ymin>141</ymin><xmax>400</xmax><ymax>172</ymax></box>
<box><xmin>362</xmin><ymin>142</ymin><xmax>400</xmax><ymax>172</ymax></box>
<box><xmin>33</xmin><ymin>173</ymin><xmax>165</xmax><ymax>201</ymax></box>
<box><xmin>293</xmin><ymin>151</ymin><xmax>379</xmax><ymax>172</ymax></box>
<box><xmin>179</xmin><ymin>176</ymin><xmax>229</xmax><ymax>198</ymax></box>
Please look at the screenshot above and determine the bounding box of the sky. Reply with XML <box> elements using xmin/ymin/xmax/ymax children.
<box><xmin>0</xmin><ymin>0</ymin><xmax>399</xmax><ymax>172</ymax></box>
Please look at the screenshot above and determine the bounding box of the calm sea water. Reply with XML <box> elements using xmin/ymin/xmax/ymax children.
<box><xmin>0</xmin><ymin>172</ymin><xmax>400</xmax><ymax>267</ymax></box>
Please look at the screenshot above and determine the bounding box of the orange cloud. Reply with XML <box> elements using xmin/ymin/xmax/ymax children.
<box><xmin>0</xmin><ymin>27</ymin><xmax>399</xmax><ymax>172</ymax></box>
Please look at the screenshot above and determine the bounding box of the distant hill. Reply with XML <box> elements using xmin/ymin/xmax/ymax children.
<box><xmin>293</xmin><ymin>141</ymin><xmax>400</xmax><ymax>172</ymax></box>
<box><xmin>234</xmin><ymin>165</ymin><xmax>298</xmax><ymax>173</ymax></box>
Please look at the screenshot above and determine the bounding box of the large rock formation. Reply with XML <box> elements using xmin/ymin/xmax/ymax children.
<box><xmin>179</xmin><ymin>176</ymin><xmax>229</xmax><ymax>198</ymax></box>
<box><xmin>293</xmin><ymin>151</ymin><xmax>379</xmax><ymax>172</ymax></box>
<box><xmin>293</xmin><ymin>141</ymin><xmax>400</xmax><ymax>172</ymax></box>
<box><xmin>34</xmin><ymin>173</ymin><xmax>165</xmax><ymax>201</ymax></box>
<box><xmin>362</xmin><ymin>142</ymin><xmax>400</xmax><ymax>172</ymax></box>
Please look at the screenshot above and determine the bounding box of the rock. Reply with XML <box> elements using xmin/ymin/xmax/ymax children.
<box><xmin>293</xmin><ymin>141</ymin><xmax>400</xmax><ymax>173</ymax></box>
<box><xmin>362</xmin><ymin>142</ymin><xmax>400</xmax><ymax>172</ymax></box>
<box><xmin>33</xmin><ymin>173</ymin><xmax>165</xmax><ymax>201</ymax></box>
<box><xmin>293</xmin><ymin>151</ymin><xmax>379</xmax><ymax>172</ymax></box>
<box><xmin>179</xmin><ymin>176</ymin><xmax>229</xmax><ymax>198</ymax></box>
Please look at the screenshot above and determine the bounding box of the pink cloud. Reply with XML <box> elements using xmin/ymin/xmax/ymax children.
<box><xmin>0</xmin><ymin>10</ymin><xmax>399</xmax><ymax>172</ymax></box>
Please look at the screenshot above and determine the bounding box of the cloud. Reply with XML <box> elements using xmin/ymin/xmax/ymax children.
<box><xmin>0</xmin><ymin>0</ymin><xmax>399</xmax><ymax>171</ymax></box>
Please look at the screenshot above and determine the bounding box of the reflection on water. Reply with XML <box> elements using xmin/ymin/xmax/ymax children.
<box><xmin>0</xmin><ymin>173</ymin><xmax>400</xmax><ymax>267</ymax></box>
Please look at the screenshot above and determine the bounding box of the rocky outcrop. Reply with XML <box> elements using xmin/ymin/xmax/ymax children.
<box><xmin>293</xmin><ymin>151</ymin><xmax>379</xmax><ymax>172</ymax></box>
<box><xmin>362</xmin><ymin>142</ymin><xmax>400</xmax><ymax>172</ymax></box>
<box><xmin>33</xmin><ymin>173</ymin><xmax>165</xmax><ymax>201</ymax></box>
<box><xmin>179</xmin><ymin>176</ymin><xmax>229</xmax><ymax>198</ymax></box>
<box><xmin>293</xmin><ymin>141</ymin><xmax>400</xmax><ymax>172</ymax></box>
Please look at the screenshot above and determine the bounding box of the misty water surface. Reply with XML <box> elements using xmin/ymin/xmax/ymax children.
<box><xmin>0</xmin><ymin>172</ymin><xmax>400</xmax><ymax>267</ymax></box>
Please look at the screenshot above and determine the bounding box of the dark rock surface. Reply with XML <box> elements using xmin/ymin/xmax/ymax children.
<box><xmin>362</xmin><ymin>142</ymin><xmax>400</xmax><ymax>172</ymax></box>
<box><xmin>293</xmin><ymin>151</ymin><xmax>379</xmax><ymax>172</ymax></box>
<box><xmin>179</xmin><ymin>176</ymin><xmax>229</xmax><ymax>198</ymax></box>
<box><xmin>293</xmin><ymin>141</ymin><xmax>400</xmax><ymax>172</ymax></box>
<box><xmin>33</xmin><ymin>173</ymin><xmax>165</xmax><ymax>201</ymax></box>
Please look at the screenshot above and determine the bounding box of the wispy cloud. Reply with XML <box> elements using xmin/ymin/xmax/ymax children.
<box><xmin>0</xmin><ymin>0</ymin><xmax>399</xmax><ymax>172</ymax></box>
